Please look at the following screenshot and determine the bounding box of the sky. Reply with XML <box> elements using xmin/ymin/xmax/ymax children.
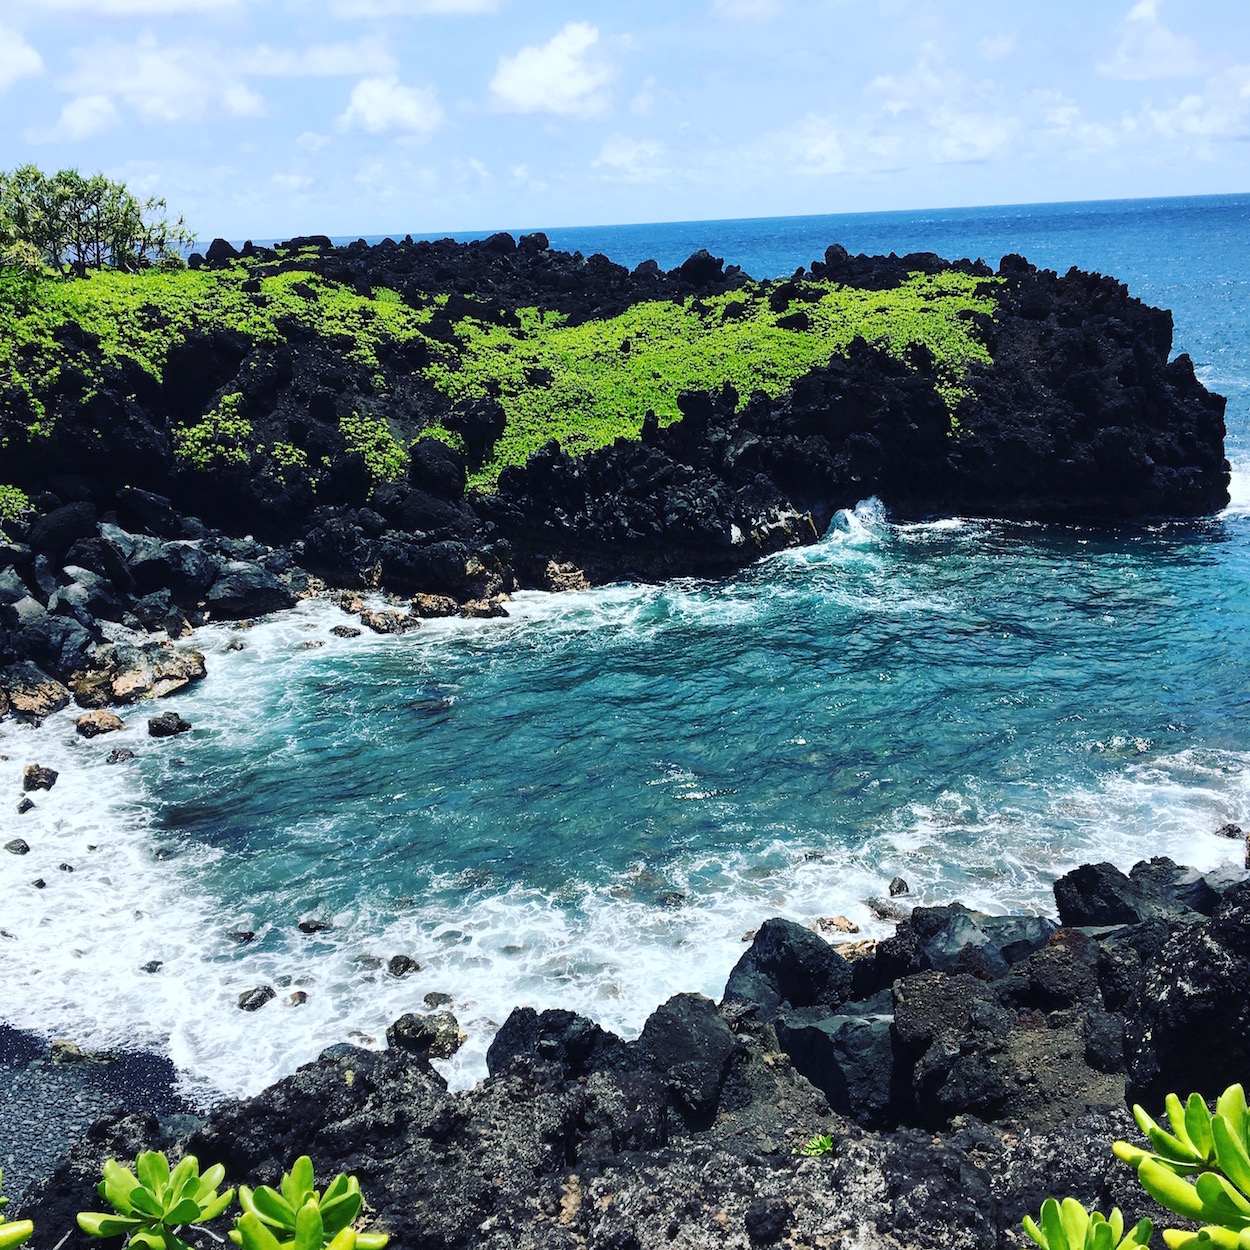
<box><xmin>0</xmin><ymin>0</ymin><xmax>1248</xmax><ymax>240</ymax></box>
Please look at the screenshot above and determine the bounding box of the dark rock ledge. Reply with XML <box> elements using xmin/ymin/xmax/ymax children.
<box><xmin>12</xmin><ymin>853</ymin><xmax>1250</xmax><ymax>1250</ymax></box>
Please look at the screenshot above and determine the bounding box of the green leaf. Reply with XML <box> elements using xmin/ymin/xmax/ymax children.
<box><xmin>127</xmin><ymin>1184</ymin><xmax>166</xmax><ymax>1220</ymax></box>
<box><xmin>129</xmin><ymin>1229</ymin><xmax>170</xmax><ymax>1250</ymax></box>
<box><xmin>137</xmin><ymin>1152</ymin><xmax>172</xmax><ymax>1196</ymax></box>
<box><xmin>1042</xmin><ymin>1198</ymin><xmax>1069</xmax><ymax>1250</ymax></box>
<box><xmin>0</xmin><ymin>1220</ymin><xmax>35</xmax><ymax>1250</ymax></box>
<box><xmin>1218</xmin><ymin>1087</ymin><xmax>1249</xmax><ymax>1147</ymax></box>
<box><xmin>77</xmin><ymin>1211</ymin><xmax>143</xmax><ymax>1237</ymax></box>
<box><xmin>167</xmin><ymin>1156</ymin><xmax>198</xmax><ymax>1204</ymax></box>
<box><xmin>326</xmin><ymin>1230</ymin><xmax>357</xmax><ymax>1250</ymax></box>
<box><xmin>1092</xmin><ymin>1223</ymin><xmax>1115</xmax><ymax>1250</ymax></box>
<box><xmin>293</xmin><ymin>1201</ymin><xmax>324</xmax><ymax>1250</ymax></box>
<box><xmin>283</xmin><ymin>1160</ymin><xmax>316</xmax><ymax>1212</ymax></box>
<box><xmin>1138</xmin><ymin>1157</ymin><xmax>1207</xmax><ymax>1221</ymax></box>
<box><xmin>354</xmin><ymin>1234</ymin><xmax>388</xmax><ymax>1250</ymax></box>
<box><xmin>1215</xmin><ymin>1116</ymin><xmax>1250</xmax><ymax>1196</ymax></box>
<box><xmin>244</xmin><ymin>1185</ymin><xmax>297</xmax><ymax>1230</ymax></box>
<box><xmin>234</xmin><ymin>1213</ymin><xmax>284</xmax><ymax>1250</ymax></box>
<box><xmin>197</xmin><ymin>1164</ymin><xmax>228</xmax><ymax>1200</ymax></box>
<box><xmin>1187</xmin><ymin>1095</ymin><xmax>1217</xmax><ymax>1161</ymax></box>
<box><xmin>166</xmin><ymin>1197</ymin><xmax>206</xmax><ymax>1226</ymax></box>
<box><xmin>101</xmin><ymin>1159</ymin><xmax>142</xmax><ymax>1214</ymax></box>
<box><xmin>1127</xmin><ymin>1217</ymin><xmax>1153</xmax><ymax>1248</ymax></box>
<box><xmin>1195</xmin><ymin>1172</ymin><xmax>1250</xmax><ymax>1224</ymax></box>
<box><xmin>320</xmin><ymin>1177</ymin><xmax>352</xmax><ymax>1206</ymax></box>
<box><xmin>199</xmin><ymin>1187</ymin><xmax>236</xmax><ymax>1223</ymax></box>
<box><xmin>317</xmin><ymin>1190</ymin><xmax>361</xmax><ymax>1237</ymax></box>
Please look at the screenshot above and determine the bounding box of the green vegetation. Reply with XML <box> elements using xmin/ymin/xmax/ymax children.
<box><xmin>231</xmin><ymin>1156</ymin><xmax>388</xmax><ymax>1250</ymax></box>
<box><xmin>340</xmin><ymin>410</ymin><xmax>407</xmax><ymax>483</ymax></box>
<box><xmin>0</xmin><ymin>485</ymin><xmax>30</xmax><ymax>524</ymax></box>
<box><xmin>0</xmin><ymin>1169</ymin><xmax>34</xmax><ymax>1250</ymax></box>
<box><xmin>76</xmin><ymin>1151</ymin><xmax>388</xmax><ymax>1250</ymax></box>
<box><xmin>1036</xmin><ymin>1083</ymin><xmax>1250</xmax><ymax>1250</ymax></box>
<box><xmin>173</xmin><ymin>392</ymin><xmax>252</xmax><ymax>470</ymax></box>
<box><xmin>0</xmin><ymin>252</ymin><xmax>999</xmax><ymax>494</ymax></box>
<box><xmin>796</xmin><ymin>1132</ymin><xmax>835</xmax><ymax>1158</ymax></box>
<box><xmin>0</xmin><ymin>166</ymin><xmax>192</xmax><ymax>275</ymax></box>
<box><xmin>1023</xmin><ymin>1201</ymin><xmax>1153</xmax><ymax>1250</ymax></box>
<box><xmin>438</xmin><ymin>272</ymin><xmax>997</xmax><ymax>489</ymax></box>
<box><xmin>77</xmin><ymin>1151</ymin><xmax>234</xmax><ymax>1250</ymax></box>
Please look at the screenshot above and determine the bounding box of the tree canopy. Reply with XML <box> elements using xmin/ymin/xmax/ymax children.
<box><xmin>0</xmin><ymin>165</ymin><xmax>193</xmax><ymax>276</ymax></box>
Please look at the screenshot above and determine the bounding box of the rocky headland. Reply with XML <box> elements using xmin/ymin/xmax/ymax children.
<box><xmin>0</xmin><ymin>233</ymin><xmax>1231</xmax><ymax>719</ymax></box>
<box><xmin>10</xmin><ymin>851</ymin><xmax>1250</xmax><ymax>1250</ymax></box>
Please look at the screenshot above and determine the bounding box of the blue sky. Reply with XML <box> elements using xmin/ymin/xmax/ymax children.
<box><xmin>0</xmin><ymin>0</ymin><xmax>1247</xmax><ymax>239</ymax></box>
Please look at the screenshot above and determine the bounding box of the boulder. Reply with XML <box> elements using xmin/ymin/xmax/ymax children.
<box><xmin>637</xmin><ymin>993</ymin><xmax>735</xmax><ymax>1121</ymax></box>
<box><xmin>486</xmin><ymin>1007</ymin><xmax>627</xmax><ymax>1079</ymax></box>
<box><xmin>722</xmin><ymin>918</ymin><xmax>853</xmax><ymax>1021</ymax></box>
<box><xmin>238</xmin><ymin>986</ymin><xmax>275</xmax><ymax>1012</ymax></box>
<box><xmin>206</xmin><ymin>563</ymin><xmax>297</xmax><ymax>618</ymax></box>
<box><xmin>2</xmin><ymin>663</ymin><xmax>71</xmax><ymax>723</ymax></box>
<box><xmin>386</xmin><ymin>1012</ymin><xmax>467</xmax><ymax>1060</ymax></box>
<box><xmin>1054</xmin><ymin>858</ymin><xmax>1233</xmax><ymax>927</ymax></box>
<box><xmin>29</xmin><ymin>503</ymin><xmax>97</xmax><ymax>558</ymax></box>
<box><xmin>76</xmin><ymin>710</ymin><xmax>125</xmax><ymax>739</ymax></box>
<box><xmin>22</xmin><ymin>764</ymin><xmax>58</xmax><ymax>792</ymax></box>
<box><xmin>149</xmin><ymin>711</ymin><xmax>191</xmax><ymax>738</ymax></box>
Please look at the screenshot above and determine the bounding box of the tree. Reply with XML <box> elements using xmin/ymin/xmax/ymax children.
<box><xmin>0</xmin><ymin>165</ymin><xmax>194</xmax><ymax>276</ymax></box>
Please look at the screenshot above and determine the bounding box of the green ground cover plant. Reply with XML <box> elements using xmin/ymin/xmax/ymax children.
<box><xmin>0</xmin><ymin>258</ymin><xmax>998</xmax><ymax>492</ymax></box>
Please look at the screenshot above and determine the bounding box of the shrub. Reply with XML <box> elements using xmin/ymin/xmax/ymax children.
<box><xmin>230</xmin><ymin>1157</ymin><xmax>387</xmax><ymax>1250</ymax></box>
<box><xmin>1022</xmin><ymin>1199</ymin><xmax>1153</xmax><ymax>1250</ymax></box>
<box><xmin>77</xmin><ymin>1151</ymin><xmax>234</xmax><ymax>1250</ymax></box>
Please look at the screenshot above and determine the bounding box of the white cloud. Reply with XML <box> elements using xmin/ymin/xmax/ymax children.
<box><xmin>53</xmin><ymin>35</ymin><xmax>396</xmax><ymax>131</ymax></box>
<box><xmin>785</xmin><ymin>114</ymin><xmax>846</xmax><ymax>175</ymax></box>
<box><xmin>490</xmin><ymin>22</ymin><xmax>611</xmax><ymax>117</ymax></box>
<box><xmin>594</xmin><ymin>134</ymin><xmax>667</xmax><ymax>182</ymax></box>
<box><xmin>1143</xmin><ymin>66</ymin><xmax>1250</xmax><ymax>144</ymax></box>
<box><xmin>712</xmin><ymin>0</ymin><xmax>781</xmax><ymax>18</ymax></box>
<box><xmin>49</xmin><ymin>93</ymin><xmax>119</xmax><ymax>139</ymax></box>
<box><xmin>337</xmin><ymin>75</ymin><xmax>442</xmax><ymax>134</ymax></box>
<box><xmin>1099</xmin><ymin>0</ymin><xmax>1202</xmax><ymax>81</ymax></box>
<box><xmin>0</xmin><ymin>24</ymin><xmax>42</xmax><ymax>92</ymax></box>
<box><xmin>296</xmin><ymin>130</ymin><xmax>331</xmax><ymax>151</ymax></box>
<box><xmin>631</xmin><ymin>75</ymin><xmax>657</xmax><ymax>117</ymax></box>
<box><xmin>273</xmin><ymin>172</ymin><xmax>313</xmax><ymax>190</ymax></box>
<box><xmin>978</xmin><ymin>33</ymin><xmax>1015</xmax><ymax>62</ymax></box>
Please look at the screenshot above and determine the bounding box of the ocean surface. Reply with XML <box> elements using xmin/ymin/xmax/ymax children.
<box><xmin>3</xmin><ymin>194</ymin><xmax>1249</xmax><ymax>1103</ymax></box>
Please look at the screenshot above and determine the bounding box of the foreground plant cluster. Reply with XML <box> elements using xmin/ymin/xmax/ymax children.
<box><xmin>1026</xmin><ymin>1083</ymin><xmax>1250</xmax><ymax>1250</ymax></box>
<box><xmin>2</xmin><ymin>1154</ymin><xmax>387</xmax><ymax>1250</ymax></box>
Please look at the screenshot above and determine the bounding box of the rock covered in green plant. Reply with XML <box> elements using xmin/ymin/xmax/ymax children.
<box><xmin>0</xmin><ymin>1169</ymin><xmax>35</xmax><ymax>1250</ymax></box>
<box><xmin>77</xmin><ymin>1151</ymin><xmax>234</xmax><ymax>1249</ymax></box>
<box><xmin>229</xmin><ymin>1157</ymin><xmax>387</xmax><ymax>1250</ymax></box>
<box><xmin>1022</xmin><ymin>1199</ymin><xmax>1153</xmax><ymax>1250</ymax></box>
<box><xmin>1114</xmin><ymin>1084</ymin><xmax>1250</xmax><ymax>1249</ymax></box>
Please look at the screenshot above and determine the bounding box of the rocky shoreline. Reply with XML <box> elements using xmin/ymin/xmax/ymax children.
<box><xmin>7</xmin><ymin>847</ymin><xmax>1250</xmax><ymax>1250</ymax></box>
<box><xmin>0</xmin><ymin>235</ymin><xmax>1231</xmax><ymax>724</ymax></box>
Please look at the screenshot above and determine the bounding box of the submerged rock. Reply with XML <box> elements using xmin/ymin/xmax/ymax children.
<box><xmin>148</xmin><ymin>711</ymin><xmax>191</xmax><ymax>738</ymax></box>
<box><xmin>387</xmin><ymin>1012</ymin><xmax>467</xmax><ymax>1060</ymax></box>
<box><xmin>22</xmin><ymin>764</ymin><xmax>58</xmax><ymax>792</ymax></box>
<box><xmin>238</xmin><ymin>986</ymin><xmax>276</xmax><ymax>1012</ymax></box>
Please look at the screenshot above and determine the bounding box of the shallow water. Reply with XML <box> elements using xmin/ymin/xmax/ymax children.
<box><xmin>2</xmin><ymin>196</ymin><xmax>1249</xmax><ymax>1103</ymax></box>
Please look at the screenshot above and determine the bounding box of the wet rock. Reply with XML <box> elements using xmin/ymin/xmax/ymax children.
<box><xmin>6</xmin><ymin>838</ymin><xmax>30</xmax><ymax>855</ymax></box>
<box><xmin>104</xmin><ymin>642</ymin><xmax>207</xmax><ymax>703</ymax></box>
<box><xmin>889</xmin><ymin>876</ymin><xmax>910</xmax><ymax>897</ymax></box>
<box><xmin>1055</xmin><ymin>857</ymin><xmax>1231</xmax><ymax>927</ymax></box>
<box><xmin>545</xmin><ymin>561</ymin><xmax>590</xmax><ymax>592</ymax></box>
<box><xmin>229</xmin><ymin>930</ymin><xmax>256</xmax><ymax>944</ymax></box>
<box><xmin>23</xmin><ymin>764</ymin><xmax>58</xmax><ymax>792</ymax></box>
<box><xmin>487</xmin><ymin>1006</ymin><xmax>627</xmax><ymax>1078</ymax></box>
<box><xmin>299</xmin><ymin>919</ymin><xmax>332</xmax><ymax>934</ymax></box>
<box><xmin>206</xmin><ymin>562</ymin><xmax>297</xmax><ymax>618</ymax></box>
<box><xmin>1215</xmin><ymin>823</ymin><xmax>1243</xmax><ymax>839</ymax></box>
<box><xmin>723</xmin><ymin>918</ymin><xmax>853</xmax><ymax>1022</ymax></box>
<box><xmin>16</xmin><ymin>798</ymin><xmax>34</xmax><ymax>816</ymax></box>
<box><xmin>813</xmin><ymin>915</ymin><xmax>859</xmax><ymax>935</ymax></box>
<box><xmin>3</xmin><ymin>663</ymin><xmax>72</xmax><ymax>724</ymax></box>
<box><xmin>387</xmin><ymin>954</ymin><xmax>419</xmax><ymax>976</ymax></box>
<box><xmin>106</xmin><ymin>747</ymin><xmax>136</xmax><ymax>764</ymax></box>
<box><xmin>141</xmin><ymin>960</ymin><xmax>162</xmax><ymax>973</ymax></box>
<box><xmin>359</xmin><ymin>608</ymin><xmax>414</xmax><ymax>635</ymax></box>
<box><xmin>287</xmin><ymin>991</ymin><xmax>308</xmax><ymax>1007</ymax></box>
<box><xmin>410</xmin><ymin>594</ymin><xmax>459</xmax><ymax>618</ymax></box>
<box><xmin>50</xmin><ymin>1039</ymin><xmax>106</xmax><ymax>1065</ymax></box>
<box><xmin>459</xmin><ymin>596</ymin><xmax>508</xmax><ymax>619</ymax></box>
<box><xmin>238</xmin><ymin>986</ymin><xmax>276</xmax><ymax>1012</ymax></box>
<box><xmin>329</xmin><ymin>625</ymin><xmax>362</xmax><ymax>638</ymax></box>
<box><xmin>387</xmin><ymin>1011</ymin><xmax>467</xmax><ymax>1059</ymax></box>
<box><xmin>423</xmin><ymin>991</ymin><xmax>453</xmax><ymax>1008</ymax></box>
<box><xmin>32</xmin><ymin>878</ymin><xmax>45</xmax><ymax>889</ymax></box>
<box><xmin>59</xmin><ymin>862</ymin><xmax>73</xmax><ymax>872</ymax></box>
<box><xmin>148</xmin><ymin>712</ymin><xmax>191</xmax><ymax>738</ymax></box>
<box><xmin>76</xmin><ymin>710</ymin><xmax>125</xmax><ymax>739</ymax></box>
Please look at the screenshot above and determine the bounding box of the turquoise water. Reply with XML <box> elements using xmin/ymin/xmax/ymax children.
<box><xmin>2</xmin><ymin>195</ymin><xmax>1248</xmax><ymax>1100</ymax></box>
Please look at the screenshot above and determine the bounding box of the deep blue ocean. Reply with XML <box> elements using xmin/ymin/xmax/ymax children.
<box><xmin>2</xmin><ymin>194</ymin><xmax>1249</xmax><ymax>1100</ymax></box>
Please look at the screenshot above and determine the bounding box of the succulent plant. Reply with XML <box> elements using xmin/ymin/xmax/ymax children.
<box><xmin>1114</xmin><ymin>1084</ymin><xmax>1250</xmax><ymax>1249</ymax></box>
<box><xmin>77</xmin><ymin>1151</ymin><xmax>235</xmax><ymax>1250</ymax></box>
<box><xmin>0</xmin><ymin>1170</ymin><xmax>35</xmax><ymax>1250</ymax></box>
<box><xmin>797</xmin><ymin>1133</ymin><xmax>835</xmax><ymax>1158</ymax></box>
<box><xmin>1022</xmin><ymin>1199</ymin><xmax>1153</xmax><ymax>1250</ymax></box>
<box><xmin>229</xmin><ymin>1157</ymin><xmax>387</xmax><ymax>1250</ymax></box>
